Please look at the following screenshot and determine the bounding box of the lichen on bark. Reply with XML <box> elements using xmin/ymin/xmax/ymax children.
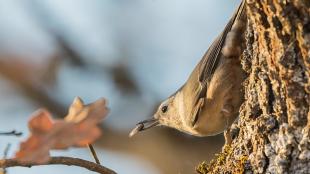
<box><xmin>197</xmin><ymin>0</ymin><xmax>310</xmax><ymax>173</ymax></box>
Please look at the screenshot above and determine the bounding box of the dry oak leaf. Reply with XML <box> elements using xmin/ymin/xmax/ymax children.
<box><xmin>15</xmin><ymin>97</ymin><xmax>109</xmax><ymax>164</ymax></box>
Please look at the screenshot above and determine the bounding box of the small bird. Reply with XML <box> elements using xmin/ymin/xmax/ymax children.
<box><xmin>130</xmin><ymin>0</ymin><xmax>247</xmax><ymax>144</ymax></box>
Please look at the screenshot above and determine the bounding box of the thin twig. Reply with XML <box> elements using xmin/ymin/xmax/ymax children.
<box><xmin>2</xmin><ymin>144</ymin><xmax>11</xmax><ymax>159</ymax></box>
<box><xmin>1</xmin><ymin>143</ymin><xmax>11</xmax><ymax>174</ymax></box>
<box><xmin>0</xmin><ymin>156</ymin><xmax>116</xmax><ymax>174</ymax></box>
<box><xmin>88</xmin><ymin>144</ymin><xmax>101</xmax><ymax>164</ymax></box>
<box><xmin>0</xmin><ymin>130</ymin><xmax>22</xmax><ymax>137</ymax></box>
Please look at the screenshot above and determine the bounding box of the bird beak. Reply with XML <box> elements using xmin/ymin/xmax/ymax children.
<box><xmin>129</xmin><ymin>118</ymin><xmax>159</xmax><ymax>137</ymax></box>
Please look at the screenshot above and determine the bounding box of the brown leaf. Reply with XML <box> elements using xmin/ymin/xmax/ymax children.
<box><xmin>15</xmin><ymin>97</ymin><xmax>109</xmax><ymax>164</ymax></box>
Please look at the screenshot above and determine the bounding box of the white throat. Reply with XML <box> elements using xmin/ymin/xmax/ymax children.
<box><xmin>176</xmin><ymin>92</ymin><xmax>185</xmax><ymax>122</ymax></box>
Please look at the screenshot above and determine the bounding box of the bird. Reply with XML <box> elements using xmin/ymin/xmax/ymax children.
<box><xmin>130</xmin><ymin>0</ymin><xmax>247</xmax><ymax>144</ymax></box>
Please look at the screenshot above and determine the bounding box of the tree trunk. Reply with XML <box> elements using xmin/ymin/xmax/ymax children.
<box><xmin>197</xmin><ymin>0</ymin><xmax>310</xmax><ymax>173</ymax></box>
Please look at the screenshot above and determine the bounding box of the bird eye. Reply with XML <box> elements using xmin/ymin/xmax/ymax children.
<box><xmin>161</xmin><ymin>105</ymin><xmax>168</xmax><ymax>113</ymax></box>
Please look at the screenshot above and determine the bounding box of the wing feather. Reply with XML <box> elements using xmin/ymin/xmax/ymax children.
<box><xmin>199</xmin><ymin>0</ymin><xmax>246</xmax><ymax>86</ymax></box>
<box><xmin>191</xmin><ymin>0</ymin><xmax>246</xmax><ymax>126</ymax></box>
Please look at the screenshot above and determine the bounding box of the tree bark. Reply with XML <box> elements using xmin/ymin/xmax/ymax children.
<box><xmin>197</xmin><ymin>0</ymin><xmax>310</xmax><ymax>173</ymax></box>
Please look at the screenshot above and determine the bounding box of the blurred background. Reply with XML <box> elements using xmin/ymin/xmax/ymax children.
<box><xmin>0</xmin><ymin>0</ymin><xmax>239</xmax><ymax>173</ymax></box>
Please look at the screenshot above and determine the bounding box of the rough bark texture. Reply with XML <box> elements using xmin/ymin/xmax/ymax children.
<box><xmin>197</xmin><ymin>0</ymin><xmax>309</xmax><ymax>173</ymax></box>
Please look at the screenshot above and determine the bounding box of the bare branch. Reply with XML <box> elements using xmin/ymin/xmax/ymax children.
<box><xmin>0</xmin><ymin>156</ymin><xmax>116</xmax><ymax>174</ymax></box>
<box><xmin>0</xmin><ymin>130</ymin><xmax>22</xmax><ymax>137</ymax></box>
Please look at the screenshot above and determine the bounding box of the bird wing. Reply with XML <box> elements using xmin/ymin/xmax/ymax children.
<box><xmin>191</xmin><ymin>0</ymin><xmax>246</xmax><ymax>126</ymax></box>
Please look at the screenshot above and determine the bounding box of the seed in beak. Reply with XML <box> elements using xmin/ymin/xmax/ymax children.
<box><xmin>129</xmin><ymin>123</ymin><xmax>144</xmax><ymax>137</ymax></box>
<box><xmin>129</xmin><ymin>118</ymin><xmax>159</xmax><ymax>137</ymax></box>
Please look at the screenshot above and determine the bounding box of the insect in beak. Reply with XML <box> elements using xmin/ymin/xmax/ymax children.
<box><xmin>129</xmin><ymin>118</ymin><xmax>159</xmax><ymax>137</ymax></box>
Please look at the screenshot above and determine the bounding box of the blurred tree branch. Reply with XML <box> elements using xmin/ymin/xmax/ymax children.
<box><xmin>25</xmin><ymin>0</ymin><xmax>141</xmax><ymax>94</ymax></box>
<box><xmin>0</xmin><ymin>58</ymin><xmax>66</xmax><ymax>116</ymax></box>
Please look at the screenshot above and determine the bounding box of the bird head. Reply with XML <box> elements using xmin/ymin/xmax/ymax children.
<box><xmin>129</xmin><ymin>91</ymin><xmax>198</xmax><ymax>137</ymax></box>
